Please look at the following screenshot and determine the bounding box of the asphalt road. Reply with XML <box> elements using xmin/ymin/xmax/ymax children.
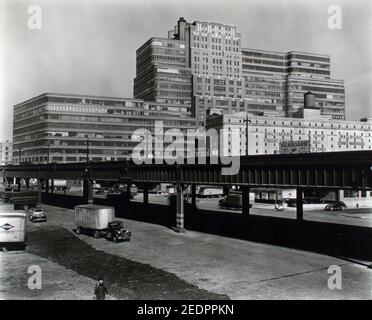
<box><xmin>130</xmin><ymin>193</ymin><xmax>372</xmax><ymax>228</ymax></box>
<box><xmin>2</xmin><ymin>204</ymin><xmax>370</xmax><ymax>300</ymax></box>
<box><xmin>52</xmin><ymin>190</ymin><xmax>372</xmax><ymax>227</ymax></box>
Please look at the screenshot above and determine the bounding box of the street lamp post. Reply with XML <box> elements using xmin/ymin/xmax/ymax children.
<box><xmin>85</xmin><ymin>136</ymin><xmax>89</xmax><ymax>163</ymax></box>
<box><xmin>243</xmin><ymin>114</ymin><xmax>251</xmax><ymax>156</ymax></box>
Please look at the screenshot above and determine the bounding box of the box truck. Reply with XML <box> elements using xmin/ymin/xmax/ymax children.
<box><xmin>0</xmin><ymin>209</ymin><xmax>27</xmax><ymax>249</ymax></box>
<box><xmin>197</xmin><ymin>186</ymin><xmax>224</xmax><ymax>198</ymax></box>
<box><xmin>74</xmin><ymin>204</ymin><xmax>131</xmax><ymax>242</ymax></box>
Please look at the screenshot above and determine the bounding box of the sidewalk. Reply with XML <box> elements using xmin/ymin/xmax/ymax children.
<box><xmin>253</xmin><ymin>202</ymin><xmax>372</xmax><ymax>211</ymax></box>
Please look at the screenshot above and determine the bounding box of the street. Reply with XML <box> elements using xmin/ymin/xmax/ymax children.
<box><xmin>1</xmin><ymin>204</ymin><xmax>371</xmax><ymax>300</ymax></box>
<box><xmin>51</xmin><ymin>190</ymin><xmax>372</xmax><ymax>228</ymax></box>
<box><xmin>132</xmin><ymin>193</ymin><xmax>372</xmax><ymax>228</ymax></box>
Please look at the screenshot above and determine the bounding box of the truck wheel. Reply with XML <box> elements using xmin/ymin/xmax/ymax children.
<box><xmin>93</xmin><ymin>230</ymin><xmax>100</xmax><ymax>239</ymax></box>
<box><xmin>76</xmin><ymin>227</ymin><xmax>82</xmax><ymax>234</ymax></box>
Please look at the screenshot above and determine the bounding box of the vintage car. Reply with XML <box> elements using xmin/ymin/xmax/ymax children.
<box><xmin>325</xmin><ymin>201</ymin><xmax>347</xmax><ymax>211</ymax></box>
<box><xmin>28</xmin><ymin>206</ymin><xmax>47</xmax><ymax>223</ymax></box>
<box><xmin>103</xmin><ymin>221</ymin><xmax>131</xmax><ymax>243</ymax></box>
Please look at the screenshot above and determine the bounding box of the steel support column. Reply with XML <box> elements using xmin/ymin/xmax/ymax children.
<box><xmin>83</xmin><ymin>179</ymin><xmax>93</xmax><ymax>204</ymax></box>
<box><xmin>126</xmin><ymin>183</ymin><xmax>131</xmax><ymax>200</ymax></box>
<box><xmin>191</xmin><ymin>184</ymin><xmax>197</xmax><ymax>208</ymax></box>
<box><xmin>335</xmin><ymin>190</ymin><xmax>340</xmax><ymax>202</ymax></box>
<box><xmin>296</xmin><ymin>188</ymin><xmax>303</xmax><ymax>221</ymax></box>
<box><xmin>242</xmin><ymin>187</ymin><xmax>250</xmax><ymax>216</ymax></box>
<box><xmin>143</xmin><ymin>184</ymin><xmax>149</xmax><ymax>204</ymax></box>
<box><xmin>223</xmin><ymin>185</ymin><xmax>230</xmax><ymax>196</ymax></box>
<box><xmin>175</xmin><ymin>183</ymin><xmax>185</xmax><ymax>231</ymax></box>
<box><xmin>37</xmin><ymin>179</ymin><xmax>42</xmax><ymax>204</ymax></box>
<box><xmin>51</xmin><ymin>179</ymin><xmax>54</xmax><ymax>194</ymax></box>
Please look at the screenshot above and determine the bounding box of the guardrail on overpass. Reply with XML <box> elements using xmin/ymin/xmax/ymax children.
<box><xmin>1</xmin><ymin>151</ymin><xmax>372</xmax><ymax>189</ymax></box>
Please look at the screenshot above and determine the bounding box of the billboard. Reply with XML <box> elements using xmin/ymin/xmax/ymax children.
<box><xmin>279</xmin><ymin>140</ymin><xmax>310</xmax><ymax>154</ymax></box>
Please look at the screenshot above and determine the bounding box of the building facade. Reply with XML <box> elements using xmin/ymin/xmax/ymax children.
<box><xmin>133</xmin><ymin>37</ymin><xmax>193</xmax><ymax>117</ymax></box>
<box><xmin>134</xmin><ymin>17</ymin><xmax>345</xmax><ymax>126</ymax></box>
<box><xmin>0</xmin><ymin>140</ymin><xmax>12</xmax><ymax>165</ymax></box>
<box><xmin>13</xmin><ymin>93</ymin><xmax>196</xmax><ymax>164</ymax></box>
<box><xmin>207</xmin><ymin>111</ymin><xmax>372</xmax><ymax>157</ymax></box>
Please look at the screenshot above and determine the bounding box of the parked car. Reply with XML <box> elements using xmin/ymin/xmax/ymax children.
<box><xmin>95</xmin><ymin>188</ymin><xmax>106</xmax><ymax>195</ymax></box>
<box><xmin>28</xmin><ymin>206</ymin><xmax>47</xmax><ymax>223</ymax></box>
<box><xmin>325</xmin><ymin>201</ymin><xmax>347</xmax><ymax>211</ymax></box>
<box><xmin>274</xmin><ymin>201</ymin><xmax>285</xmax><ymax>211</ymax></box>
<box><xmin>103</xmin><ymin>221</ymin><xmax>131</xmax><ymax>243</ymax></box>
<box><xmin>286</xmin><ymin>199</ymin><xmax>307</xmax><ymax>207</ymax></box>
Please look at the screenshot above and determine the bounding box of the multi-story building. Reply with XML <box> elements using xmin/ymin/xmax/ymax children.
<box><xmin>12</xmin><ymin>93</ymin><xmax>196</xmax><ymax>164</ymax></box>
<box><xmin>134</xmin><ymin>17</ymin><xmax>345</xmax><ymax>126</ymax></box>
<box><xmin>133</xmin><ymin>37</ymin><xmax>193</xmax><ymax>117</ymax></box>
<box><xmin>0</xmin><ymin>140</ymin><xmax>12</xmax><ymax>165</ymax></box>
<box><xmin>242</xmin><ymin>49</ymin><xmax>345</xmax><ymax>119</ymax></box>
<box><xmin>206</xmin><ymin>102</ymin><xmax>372</xmax><ymax>204</ymax></box>
<box><xmin>206</xmin><ymin>110</ymin><xmax>372</xmax><ymax>157</ymax></box>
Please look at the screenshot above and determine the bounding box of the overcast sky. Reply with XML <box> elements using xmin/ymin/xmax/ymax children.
<box><xmin>0</xmin><ymin>0</ymin><xmax>371</xmax><ymax>141</ymax></box>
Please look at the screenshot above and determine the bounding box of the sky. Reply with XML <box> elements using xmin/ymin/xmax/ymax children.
<box><xmin>0</xmin><ymin>0</ymin><xmax>371</xmax><ymax>141</ymax></box>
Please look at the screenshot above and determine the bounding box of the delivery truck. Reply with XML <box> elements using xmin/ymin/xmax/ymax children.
<box><xmin>0</xmin><ymin>208</ymin><xmax>27</xmax><ymax>249</ymax></box>
<box><xmin>197</xmin><ymin>186</ymin><xmax>224</xmax><ymax>198</ymax></box>
<box><xmin>74</xmin><ymin>204</ymin><xmax>131</xmax><ymax>242</ymax></box>
<box><xmin>219</xmin><ymin>192</ymin><xmax>255</xmax><ymax>210</ymax></box>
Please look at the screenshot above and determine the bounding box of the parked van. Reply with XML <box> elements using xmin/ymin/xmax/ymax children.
<box><xmin>197</xmin><ymin>186</ymin><xmax>224</xmax><ymax>198</ymax></box>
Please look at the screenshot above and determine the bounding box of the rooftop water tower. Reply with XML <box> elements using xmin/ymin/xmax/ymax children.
<box><xmin>304</xmin><ymin>91</ymin><xmax>316</xmax><ymax>109</ymax></box>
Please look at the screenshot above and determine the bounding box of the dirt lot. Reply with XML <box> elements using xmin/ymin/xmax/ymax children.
<box><xmin>25</xmin><ymin>225</ymin><xmax>227</xmax><ymax>300</ymax></box>
<box><xmin>0</xmin><ymin>251</ymin><xmax>97</xmax><ymax>300</ymax></box>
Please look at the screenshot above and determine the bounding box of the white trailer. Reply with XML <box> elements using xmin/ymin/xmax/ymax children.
<box><xmin>280</xmin><ymin>189</ymin><xmax>297</xmax><ymax>200</ymax></box>
<box><xmin>74</xmin><ymin>204</ymin><xmax>115</xmax><ymax>238</ymax></box>
<box><xmin>197</xmin><ymin>186</ymin><xmax>224</xmax><ymax>198</ymax></box>
<box><xmin>0</xmin><ymin>210</ymin><xmax>27</xmax><ymax>248</ymax></box>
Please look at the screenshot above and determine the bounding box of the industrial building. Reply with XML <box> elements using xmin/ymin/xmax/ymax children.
<box><xmin>206</xmin><ymin>92</ymin><xmax>372</xmax><ymax>204</ymax></box>
<box><xmin>12</xmin><ymin>18</ymin><xmax>350</xmax><ymax>165</ymax></box>
<box><xmin>206</xmin><ymin>93</ymin><xmax>372</xmax><ymax>157</ymax></box>
<box><xmin>12</xmin><ymin>93</ymin><xmax>196</xmax><ymax>164</ymax></box>
<box><xmin>134</xmin><ymin>17</ymin><xmax>345</xmax><ymax>126</ymax></box>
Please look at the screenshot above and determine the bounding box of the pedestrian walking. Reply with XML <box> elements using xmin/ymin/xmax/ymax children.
<box><xmin>94</xmin><ymin>277</ymin><xmax>109</xmax><ymax>300</ymax></box>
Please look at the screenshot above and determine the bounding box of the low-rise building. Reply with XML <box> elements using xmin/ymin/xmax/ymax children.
<box><xmin>207</xmin><ymin>111</ymin><xmax>372</xmax><ymax>157</ymax></box>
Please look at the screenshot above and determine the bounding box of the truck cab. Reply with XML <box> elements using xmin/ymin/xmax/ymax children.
<box><xmin>104</xmin><ymin>221</ymin><xmax>131</xmax><ymax>243</ymax></box>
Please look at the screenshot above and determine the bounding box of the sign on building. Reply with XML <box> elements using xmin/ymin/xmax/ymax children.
<box><xmin>279</xmin><ymin>140</ymin><xmax>310</xmax><ymax>154</ymax></box>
